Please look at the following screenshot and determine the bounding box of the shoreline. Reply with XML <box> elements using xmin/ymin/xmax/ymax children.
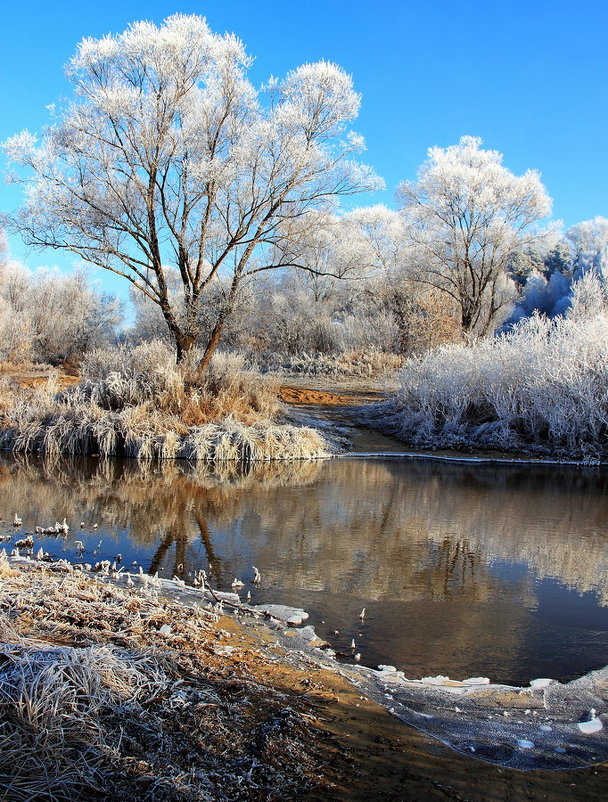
<box><xmin>1</xmin><ymin>558</ymin><xmax>608</xmax><ymax>800</ymax></box>
<box><xmin>4</xmin><ymin>554</ymin><xmax>608</xmax><ymax>771</ymax></box>
<box><xmin>340</xmin><ymin>449</ymin><xmax>607</xmax><ymax>467</ymax></box>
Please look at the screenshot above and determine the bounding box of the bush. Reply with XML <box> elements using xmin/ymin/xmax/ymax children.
<box><xmin>265</xmin><ymin>349</ymin><xmax>404</xmax><ymax>380</ymax></box>
<box><xmin>363</xmin><ymin>312</ymin><xmax>608</xmax><ymax>460</ymax></box>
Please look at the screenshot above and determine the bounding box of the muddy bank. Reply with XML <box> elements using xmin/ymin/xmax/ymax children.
<box><xmin>1</xmin><ymin>558</ymin><xmax>608</xmax><ymax>800</ymax></box>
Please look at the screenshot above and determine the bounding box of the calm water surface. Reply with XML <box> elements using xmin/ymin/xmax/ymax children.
<box><xmin>1</xmin><ymin>453</ymin><xmax>607</xmax><ymax>686</ymax></box>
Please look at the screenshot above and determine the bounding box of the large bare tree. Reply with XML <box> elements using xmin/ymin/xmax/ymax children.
<box><xmin>2</xmin><ymin>14</ymin><xmax>380</xmax><ymax>371</ymax></box>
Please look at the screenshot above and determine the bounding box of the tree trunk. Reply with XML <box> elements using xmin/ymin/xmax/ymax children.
<box><xmin>194</xmin><ymin>283</ymin><xmax>239</xmax><ymax>377</ymax></box>
<box><xmin>195</xmin><ymin>319</ymin><xmax>225</xmax><ymax>377</ymax></box>
<box><xmin>175</xmin><ymin>332</ymin><xmax>198</xmax><ymax>363</ymax></box>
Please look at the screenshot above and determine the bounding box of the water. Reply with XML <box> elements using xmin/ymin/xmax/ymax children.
<box><xmin>1</xmin><ymin>452</ymin><xmax>608</xmax><ymax>687</ymax></box>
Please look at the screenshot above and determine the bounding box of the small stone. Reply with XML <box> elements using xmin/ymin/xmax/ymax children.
<box><xmin>159</xmin><ymin>624</ymin><xmax>172</xmax><ymax>636</ymax></box>
<box><xmin>516</xmin><ymin>739</ymin><xmax>535</xmax><ymax>749</ymax></box>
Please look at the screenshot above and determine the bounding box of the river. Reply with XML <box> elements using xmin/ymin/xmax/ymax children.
<box><xmin>1</xmin><ymin>452</ymin><xmax>607</xmax><ymax>686</ymax></box>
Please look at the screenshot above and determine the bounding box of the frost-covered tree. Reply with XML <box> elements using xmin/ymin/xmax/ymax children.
<box><xmin>506</xmin><ymin>247</ymin><xmax>547</xmax><ymax>286</ymax></box>
<box><xmin>340</xmin><ymin>205</ymin><xmax>461</xmax><ymax>353</ymax></box>
<box><xmin>0</xmin><ymin>261</ymin><xmax>121</xmax><ymax>364</ymax></box>
<box><xmin>542</xmin><ymin>241</ymin><xmax>572</xmax><ymax>278</ymax></box>
<box><xmin>340</xmin><ymin>205</ymin><xmax>406</xmax><ymax>275</ymax></box>
<box><xmin>0</xmin><ymin>230</ymin><xmax>7</xmax><ymax>269</ymax></box>
<box><xmin>504</xmin><ymin>223</ymin><xmax>608</xmax><ymax>328</ymax></box>
<box><xmin>507</xmin><ymin>269</ymin><xmax>572</xmax><ymax>325</ymax></box>
<box><xmin>398</xmin><ymin>136</ymin><xmax>553</xmax><ymax>337</ymax></box>
<box><xmin>566</xmin><ymin>217</ymin><xmax>608</xmax><ymax>279</ymax></box>
<box><xmin>2</xmin><ymin>14</ymin><xmax>381</xmax><ymax>373</ymax></box>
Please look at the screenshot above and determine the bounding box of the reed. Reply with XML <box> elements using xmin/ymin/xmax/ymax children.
<box><xmin>362</xmin><ymin>312</ymin><xmax>608</xmax><ymax>460</ymax></box>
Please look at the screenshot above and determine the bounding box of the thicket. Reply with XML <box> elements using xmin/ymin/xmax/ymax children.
<box><xmin>363</xmin><ymin>300</ymin><xmax>608</xmax><ymax>460</ymax></box>
<box><xmin>0</xmin><ymin>261</ymin><xmax>121</xmax><ymax>365</ymax></box>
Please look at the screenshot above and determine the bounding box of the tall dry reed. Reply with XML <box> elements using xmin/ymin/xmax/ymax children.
<box><xmin>362</xmin><ymin>313</ymin><xmax>608</xmax><ymax>460</ymax></box>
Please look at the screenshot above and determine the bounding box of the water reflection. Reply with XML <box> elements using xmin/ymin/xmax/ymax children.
<box><xmin>1</xmin><ymin>453</ymin><xmax>607</xmax><ymax>685</ymax></box>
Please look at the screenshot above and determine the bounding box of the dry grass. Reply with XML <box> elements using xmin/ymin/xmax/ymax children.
<box><xmin>0</xmin><ymin>559</ymin><xmax>336</xmax><ymax>801</ymax></box>
<box><xmin>0</xmin><ymin>360</ymin><xmax>54</xmax><ymax>376</ymax></box>
<box><xmin>0</xmin><ymin>343</ymin><xmax>335</xmax><ymax>461</ymax></box>
<box><xmin>80</xmin><ymin>344</ymin><xmax>281</xmax><ymax>426</ymax></box>
<box><xmin>265</xmin><ymin>349</ymin><xmax>404</xmax><ymax>380</ymax></box>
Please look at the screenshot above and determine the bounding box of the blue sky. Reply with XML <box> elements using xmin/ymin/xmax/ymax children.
<box><xmin>1</xmin><ymin>0</ymin><xmax>606</xmax><ymax>304</ymax></box>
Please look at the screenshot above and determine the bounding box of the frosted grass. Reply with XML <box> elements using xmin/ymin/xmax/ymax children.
<box><xmin>0</xmin><ymin>342</ymin><xmax>333</xmax><ymax>461</ymax></box>
<box><xmin>363</xmin><ymin>313</ymin><xmax>608</xmax><ymax>460</ymax></box>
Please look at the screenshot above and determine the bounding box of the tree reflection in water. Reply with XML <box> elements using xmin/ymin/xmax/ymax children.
<box><xmin>1</xmin><ymin>453</ymin><xmax>608</xmax><ymax>684</ymax></box>
<box><xmin>1</xmin><ymin>454</ymin><xmax>608</xmax><ymax>603</ymax></box>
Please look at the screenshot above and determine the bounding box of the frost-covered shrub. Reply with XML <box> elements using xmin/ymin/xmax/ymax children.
<box><xmin>80</xmin><ymin>341</ymin><xmax>181</xmax><ymax>409</ymax></box>
<box><xmin>363</xmin><ymin>312</ymin><xmax>608</xmax><ymax>459</ymax></box>
<box><xmin>79</xmin><ymin>342</ymin><xmax>280</xmax><ymax>423</ymax></box>
<box><xmin>265</xmin><ymin>349</ymin><xmax>404</xmax><ymax>379</ymax></box>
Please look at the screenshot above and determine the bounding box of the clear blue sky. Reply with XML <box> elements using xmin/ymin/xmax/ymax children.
<box><xmin>1</xmin><ymin>0</ymin><xmax>606</xmax><ymax>304</ymax></box>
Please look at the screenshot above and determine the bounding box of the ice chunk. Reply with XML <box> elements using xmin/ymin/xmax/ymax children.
<box><xmin>250</xmin><ymin>603</ymin><xmax>308</xmax><ymax>624</ymax></box>
<box><xmin>578</xmin><ymin>717</ymin><xmax>603</xmax><ymax>734</ymax></box>
<box><xmin>529</xmin><ymin>678</ymin><xmax>553</xmax><ymax>689</ymax></box>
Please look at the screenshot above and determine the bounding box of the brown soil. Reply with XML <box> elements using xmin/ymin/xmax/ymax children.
<box><xmin>278</xmin><ymin>385</ymin><xmax>383</xmax><ymax>407</ymax></box>
<box><xmin>17</xmin><ymin>373</ymin><xmax>81</xmax><ymax>390</ymax></box>
<box><xmin>0</xmin><ymin>363</ymin><xmax>81</xmax><ymax>390</ymax></box>
<box><xmin>203</xmin><ymin>626</ymin><xmax>608</xmax><ymax>801</ymax></box>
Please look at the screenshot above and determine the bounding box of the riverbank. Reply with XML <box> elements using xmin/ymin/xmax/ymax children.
<box><xmin>1</xmin><ymin>558</ymin><xmax>608</xmax><ymax>800</ymax></box>
<box><xmin>0</xmin><ymin>350</ymin><xmax>338</xmax><ymax>462</ymax></box>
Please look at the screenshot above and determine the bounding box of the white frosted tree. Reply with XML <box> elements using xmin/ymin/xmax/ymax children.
<box><xmin>0</xmin><ymin>230</ymin><xmax>7</xmax><ymax>268</ymax></box>
<box><xmin>397</xmin><ymin>136</ymin><xmax>553</xmax><ymax>337</ymax></box>
<box><xmin>0</xmin><ymin>259</ymin><xmax>121</xmax><ymax>364</ymax></box>
<box><xmin>566</xmin><ymin>217</ymin><xmax>608</xmax><ymax>279</ymax></box>
<box><xmin>2</xmin><ymin>14</ymin><xmax>381</xmax><ymax>372</ymax></box>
